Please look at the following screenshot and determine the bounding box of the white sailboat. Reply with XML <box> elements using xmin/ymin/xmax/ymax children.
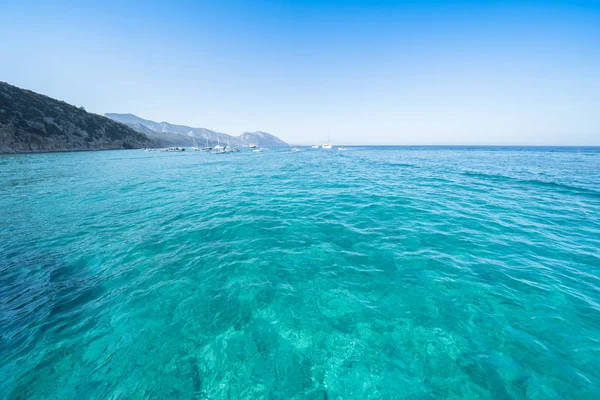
<box><xmin>214</xmin><ymin>137</ymin><xmax>224</xmax><ymax>150</ymax></box>
<box><xmin>322</xmin><ymin>134</ymin><xmax>332</xmax><ymax>149</ymax></box>
<box><xmin>202</xmin><ymin>137</ymin><xmax>212</xmax><ymax>151</ymax></box>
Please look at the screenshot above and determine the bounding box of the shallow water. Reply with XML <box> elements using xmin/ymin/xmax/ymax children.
<box><xmin>1</xmin><ymin>146</ymin><xmax>600</xmax><ymax>399</ymax></box>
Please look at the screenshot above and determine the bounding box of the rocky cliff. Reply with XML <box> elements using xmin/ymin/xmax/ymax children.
<box><xmin>0</xmin><ymin>82</ymin><xmax>150</xmax><ymax>154</ymax></box>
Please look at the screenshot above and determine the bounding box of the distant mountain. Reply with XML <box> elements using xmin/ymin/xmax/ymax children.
<box><xmin>238</xmin><ymin>131</ymin><xmax>288</xmax><ymax>147</ymax></box>
<box><xmin>105</xmin><ymin>113</ymin><xmax>222</xmax><ymax>138</ymax></box>
<box><xmin>105</xmin><ymin>113</ymin><xmax>288</xmax><ymax>147</ymax></box>
<box><xmin>0</xmin><ymin>82</ymin><xmax>150</xmax><ymax>153</ymax></box>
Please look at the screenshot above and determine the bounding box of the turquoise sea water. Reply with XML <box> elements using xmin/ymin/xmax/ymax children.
<box><xmin>1</xmin><ymin>146</ymin><xmax>600</xmax><ymax>399</ymax></box>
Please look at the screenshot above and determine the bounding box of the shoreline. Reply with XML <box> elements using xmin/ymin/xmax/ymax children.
<box><xmin>2</xmin><ymin>144</ymin><xmax>599</xmax><ymax>156</ymax></box>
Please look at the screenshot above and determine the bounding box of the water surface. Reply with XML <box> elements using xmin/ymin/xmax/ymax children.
<box><xmin>1</xmin><ymin>147</ymin><xmax>599</xmax><ymax>399</ymax></box>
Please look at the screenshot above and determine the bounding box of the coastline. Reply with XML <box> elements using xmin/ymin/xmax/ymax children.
<box><xmin>0</xmin><ymin>145</ymin><xmax>146</xmax><ymax>155</ymax></box>
<box><xmin>2</xmin><ymin>144</ymin><xmax>599</xmax><ymax>156</ymax></box>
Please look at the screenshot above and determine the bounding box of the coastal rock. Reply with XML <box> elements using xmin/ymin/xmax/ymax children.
<box><xmin>0</xmin><ymin>82</ymin><xmax>150</xmax><ymax>154</ymax></box>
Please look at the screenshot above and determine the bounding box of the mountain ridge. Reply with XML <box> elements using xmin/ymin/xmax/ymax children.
<box><xmin>105</xmin><ymin>113</ymin><xmax>288</xmax><ymax>147</ymax></box>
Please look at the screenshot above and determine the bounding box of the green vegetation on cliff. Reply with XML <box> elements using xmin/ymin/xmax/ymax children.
<box><xmin>0</xmin><ymin>82</ymin><xmax>150</xmax><ymax>153</ymax></box>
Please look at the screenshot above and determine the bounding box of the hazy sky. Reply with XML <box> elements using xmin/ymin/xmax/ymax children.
<box><xmin>1</xmin><ymin>0</ymin><xmax>599</xmax><ymax>145</ymax></box>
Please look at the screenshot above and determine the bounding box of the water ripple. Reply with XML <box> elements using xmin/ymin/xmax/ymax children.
<box><xmin>1</xmin><ymin>147</ymin><xmax>600</xmax><ymax>399</ymax></box>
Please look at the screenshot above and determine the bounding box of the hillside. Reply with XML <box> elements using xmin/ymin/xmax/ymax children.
<box><xmin>106</xmin><ymin>113</ymin><xmax>288</xmax><ymax>147</ymax></box>
<box><xmin>0</xmin><ymin>82</ymin><xmax>150</xmax><ymax>153</ymax></box>
<box><xmin>238</xmin><ymin>131</ymin><xmax>288</xmax><ymax>147</ymax></box>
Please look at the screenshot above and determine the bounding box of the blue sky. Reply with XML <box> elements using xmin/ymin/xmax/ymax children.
<box><xmin>1</xmin><ymin>0</ymin><xmax>599</xmax><ymax>145</ymax></box>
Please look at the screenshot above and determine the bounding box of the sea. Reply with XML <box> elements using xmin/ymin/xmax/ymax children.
<box><xmin>1</xmin><ymin>146</ymin><xmax>599</xmax><ymax>399</ymax></box>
